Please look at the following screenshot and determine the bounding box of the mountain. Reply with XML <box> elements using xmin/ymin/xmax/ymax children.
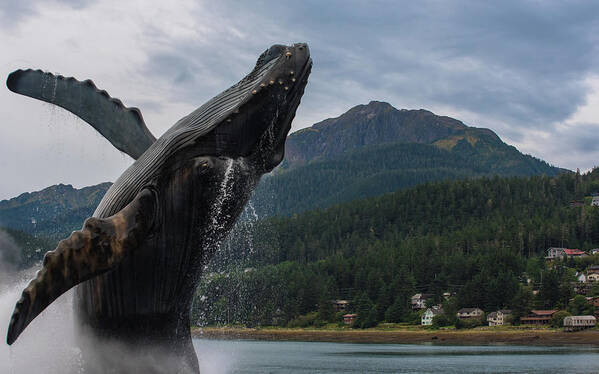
<box><xmin>251</xmin><ymin>101</ymin><xmax>563</xmax><ymax>216</ymax></box>
<box><xmin>0</xmin><ymin>182</ymin><xmax>111</xmax><ymax>240</ymax></box>
<box><xmin>0</xmin><ymin>101</ymin><xmax>564</xmax><ymax>235</ymax></box>
<box><xmin>284</xmin><ymin>101</ymin><xmax>468</xmax><ymax>166</ymax></box>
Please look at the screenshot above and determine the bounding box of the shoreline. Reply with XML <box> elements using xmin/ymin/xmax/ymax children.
<box><xmin>192</xmin><ymin>327</ymin><xmax>599</xmax><ymax>346</ymax></box>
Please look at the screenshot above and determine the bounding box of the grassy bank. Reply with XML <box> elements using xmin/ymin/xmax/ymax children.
<box><xmin>192</xmin><ymin>326</ymin><xmax>599</xmax><ymax>346</ymax></box>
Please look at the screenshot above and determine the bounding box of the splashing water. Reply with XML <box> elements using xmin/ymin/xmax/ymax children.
<box><xmin>246</xmin><ymin>200</ymin><xmax>259</xmax><ymax>223</ymax></box>
<box><xmin>41</xmin><ymin>72</ymin><xmax>58</xmax><ymax>103</ymax></box>
<box><xmin>210</xmin><ymin>158</ymin><xmax>235</xmax><ymax>231</ymax></box>
<box><xmin>0</xmin><ymin>270</ymin><xmax>83</xmax><ymax>374</ymax></box>
<box><xmin>0</xmin><ymin>271</ymin><xmax>237</xmax><ymax>373</ymax></box>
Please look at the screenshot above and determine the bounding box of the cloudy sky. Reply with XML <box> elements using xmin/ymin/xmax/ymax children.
<box><xmin>0</xmin><ymin>0</ymin><xmax>598</xmax><ymax>200</ymax></box>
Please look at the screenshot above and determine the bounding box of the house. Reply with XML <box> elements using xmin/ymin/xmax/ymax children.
<box><xmin>520</xmin><ymin>310</ymin><xmax>558</xmax><ymax>325</ymax></box>
<box><xmin>332</xmin><ymin>300</ymin><xmax>350</xmax><ymax>312</ymax></box>
<box><xmin>577</xmin><ymin>273</ymin><xmax>587</xmax><ymax>283</ymax></box>
<box><xmin>592</xmin><ymin>196</ymin><xmax>599</xmax><ymax>206</ymax></box>
<box><xmin>487</xmin><ymin>310</ymin><xmax>512</xmax><ymax>326</ymax></box>
<box><xmin>588</xmin><ymin>273</ymin><xmax>599</xmax><ymax>282</ymax></box>
<box><xmin>588</xmin><ymin>265</ymin><xmax>599</xmax><ymax>274</ymax></box>
<box><xmin>574</xmin><ymin>282</ymin><xmax>592</xmax><ymax>295</ymax></box>
<box><xmin>563</xmin><ymin>315</ymin><xmax>596</xmax><ymax>331</ymax></box>
<box><xmin>421</xmin><ymin>306</ymin><xmax>443</xmax><ymax>326</ymax></box>
<box><xmin>546</xmin><ymin>247</ymin><xmax>587</xmax><ymax>259</ymax></box>
<box><xmin>343</xmin><ymin>314</ymin><xmax>357</xmax><ymax>325</ymax></box>
<box><xmin>587</xmin><ymin>296</ymin><xmax>599</xmax><ymax>308</ymax></box>
<box><xmin>587</xmin><ymin>297</ymin><xmax>599</xmax><ymax>317</ymax></box>
<box><xmin>457</xmin><ymin>308</ymin><xmax>484</xmax><ymax>319</ymax></box>
<box><xmin>411</xmin><ymin>293</ymin><xmax>432</xmax><ymax>310</ymax></box>
<box><xmin>591</xmin><ymin>249</ymin><xmax>599</xmax><ymax>255</ymax></box>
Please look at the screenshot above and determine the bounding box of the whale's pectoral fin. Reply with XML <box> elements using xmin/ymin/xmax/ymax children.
<box><xmin>6</xmin><ymin>188</ymin><xmax>157</xmax><ymax>345</ymax></box>
<box><xmin>6</xmin><ymin>69</ymin><xmax>156</xmax><ymax>159</ymax></box>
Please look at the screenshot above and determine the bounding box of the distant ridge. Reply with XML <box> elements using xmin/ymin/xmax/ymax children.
<box><xmin>0</xmin><ymin>182</ymin><xmax>111</xmax><ymax>240</ymax></box>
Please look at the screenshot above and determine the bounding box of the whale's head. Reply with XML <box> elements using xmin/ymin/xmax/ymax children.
<box><xmin>163</xmin><ymin>42</ymin><xmax>312</xmax><ymax>173</ymax></box>
<box><xmin>245</xmin><ymin>43</ymin><xmax>312</xmax><ymax>172</ymax></box>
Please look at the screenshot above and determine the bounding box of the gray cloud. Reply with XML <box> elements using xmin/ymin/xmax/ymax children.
<box><xmin>1</xmin><ymin>0</ymin><xmax>599</xmax><ymax>199</ymax></box>
<box><xmin>0</xmin><ymin>0</ymin><xmax>97</xmax><ymax>28</ymax></box>
<box><xmin>0</xmin><ymin>0</ymin><xmax>37</xmax><ymax>28</ymax></box>
<box><xmin>138</xmin><ymin>1</ymin><xmax>599</xmax><ymax>133</ymax></box>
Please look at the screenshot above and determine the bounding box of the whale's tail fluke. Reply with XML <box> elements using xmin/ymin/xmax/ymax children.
<box><xmin>6</xmin><ymin>69</ymin><xmax>156</xmax><ymax>160</ymax></box>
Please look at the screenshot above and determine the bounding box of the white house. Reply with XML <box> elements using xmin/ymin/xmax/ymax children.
<box><xmin>563</xmin><ymin>315</ymin><xmax>596</xmax><ymax>331</ymax></box>
<box><xmin>577</xmin><ymin>272</ymin><xmax>587</xmax><ymax>283</ymax></box>
<box><xmin>487</xmin><ymin>310</ymin><xmax>512</xmax><ymax>326</ymax></box>
<box><xmin>588</xmin><ymin>273</ymin><xmax>599</xmax><ymax>282</ymax></box>
<box><xmin>421</xmin><ymin>306</ymin><xmax>443</xmax><ymax>326</ymax></box>
<box><xmin>592</xmin><ymin>196</ymin><xmax>599</xmax><ymax>206</ymax></box>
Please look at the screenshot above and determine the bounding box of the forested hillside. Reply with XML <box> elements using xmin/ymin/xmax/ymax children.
<box><xmin>0</xmin><ymin>227</ymin><xmax>56</xmax><ymax>269</ymax></box>
<box><xmin>0</xmin><ymin>183</ymin><xmax>110</xmax><ymax>241</ymax></box>
<box><xmin>195</xmin><ymin>170</ymin><xmax>599</xmax><ymax>327</ymax></box>
<box><xmin>252</xmin><ymin>138</ymin><xmax>561</xmax><ymax>216</ymax></box>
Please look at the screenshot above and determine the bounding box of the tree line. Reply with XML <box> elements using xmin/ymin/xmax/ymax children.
<box><xmin>194</xmin><ymin>169</ymin><xmax>599</xmax><ymax>327</ymax></box>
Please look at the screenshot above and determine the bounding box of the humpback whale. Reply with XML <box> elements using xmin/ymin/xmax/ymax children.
<box><xmin>6</xmin><ymin>43</ymin><xmax>311</xmax><ymax>373</ymax></box>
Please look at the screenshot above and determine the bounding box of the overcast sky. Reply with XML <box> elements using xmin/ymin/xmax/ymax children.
<box><xmin>0</xmin><ymin>0</ymin><xmax>598</xmax><ymax>200</ymax></box>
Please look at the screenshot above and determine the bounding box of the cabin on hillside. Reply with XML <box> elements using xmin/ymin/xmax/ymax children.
<box><xmin>487</xmin><ymin>310</ymin><xmax>512</xmax><ymax>326</ymax></box>
<box><xmin>574</xmin><ymin>282</ymin><xmax>592</xmax><ymax>296</ymax></box>
<box><xmin>546</xmin><ymin>247</ymin><xmax>587</xmax><ymax>259</ymax></box>
<box><xmin>457</xmin><ymin>308</ymin><xmax>484</xmax><ymax>320</ymax></box>
<box><xmin>591</xmin><ymin>249</ymin><xmax>599</xmax><ymax>256</ymax></box>
<box><xmin>520</xmin><ymin>310</ymin><xmax>557</xmax><ymax>325</ymax></box>
<box><xmin>587</xmin><ymin>296</ymin><xmax>599</xmax><ymax>308</ymax></box>
<box><xmin>411</xmin><ymin>293</ymin><xmax>433</xmax><ymax>310</ymax></box>
<box><xmin>421</xmin><ymin>306</ymin><xmax>443</xmax><ymax>326</ymax></box>
<box><xmin>577</xmin><ymin>273</ymin><xmax>587</xmax><ymax>283</ymax></box>
<box><xmin>332</xmin><ymin>300</ymin><xmax>350</xmax><ymax>312</ymax></box>
<box><xmin>588</xmin><ymin>273</ymin><xmax>599</xmax><ymax>282</ymax></box>
<box><xmin>343</xmin><ymin>314</ymin><xmax>357</xmax><ymax>325</ymax></box>
<box><xmin>563</xmin><ymin>315</ymin><xmax>596</xmax><ymax>331</ymax></box>
<box><xmin>587</xmin><ymin>297</ymin><xmax>599</xmax><ymax>317</ymax></box>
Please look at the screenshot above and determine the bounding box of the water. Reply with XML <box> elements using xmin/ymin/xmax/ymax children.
<box><xmin>210</xmin><ymin>158</ymin><xmax>235</xmax><ymax>229</ymax></box>
<box><xmin>194</xmin><ymin>339</ymin><xmax>599</xmax><ymax>374</ymax></box>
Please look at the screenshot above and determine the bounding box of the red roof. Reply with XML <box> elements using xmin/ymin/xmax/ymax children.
<box><xmin>530</xmin><ymin>310</ymin><xmax>558</xmax><ymax>316</ymax></box>
<box><xmin>564</xmin><ymin>248</ymin><xmax>586</xmax><ymax>255</ymax></box>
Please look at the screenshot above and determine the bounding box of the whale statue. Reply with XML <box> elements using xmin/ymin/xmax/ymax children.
<box><xmin>5</xmin><ymin>43</ymin><xmax>311</xmax><ymax>373</ymax></box>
